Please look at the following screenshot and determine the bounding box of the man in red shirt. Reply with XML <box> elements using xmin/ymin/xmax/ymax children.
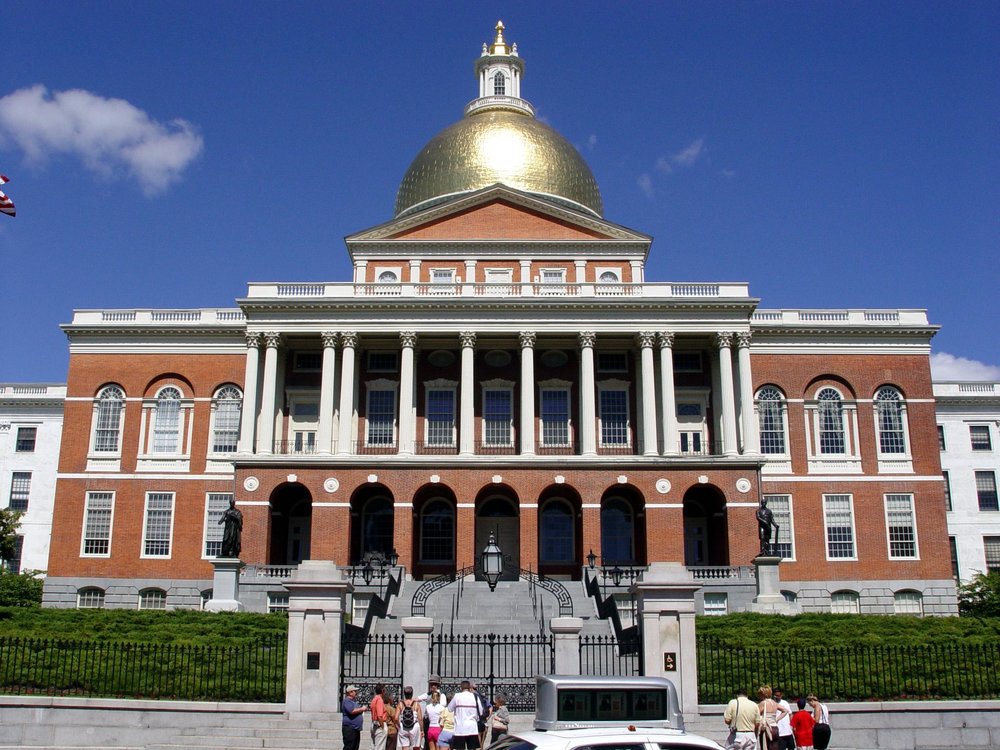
<box><xmin>790</xmin><ymin>697</ymin><xmax>815</xmax><ymax>750</ymax></box>
<box><xmin>370</xmin><ymin>683</ymin><xmax>389</xmax><ymax>750</ymax></box>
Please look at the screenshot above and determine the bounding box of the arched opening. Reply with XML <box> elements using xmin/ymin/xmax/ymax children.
<box><xmin>412</xmin><ymin>485</ymin><xmax>457</xmax><ymax>579</ymax></box>
<box><xmin>475</xmin><ymin>486</ymin><xmax>520</xmax><ymax>581</ymax></box>
<box><xmin>600</xmin><ymin>487</ymin><xmax>647</xmax><ymax>566</ymax></box>
<box><xmin>537</xmin><ymin>486</ymin><xmax>582</xmax><ymax>579</ymax></box>
<box><xmin>350</xmin><ymin>484</ymin><xmax>395</xmax><ymax>564</ymax></box>
<box><xmin>682</xmin><ymin>484</ymin><xmax>729</xmax><ymax>567</ymax></box>
<box><xmin>269</xmin><ymin>482</ymin><xmax>313</xmax><ymax>565</ymax></box>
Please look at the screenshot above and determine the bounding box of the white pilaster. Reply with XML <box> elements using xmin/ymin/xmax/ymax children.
<box><xmin>637</xmin><ymin>332</ymin><xmax>658</xmax><ymax>456</ymax></box>
<box><xmin>520</xmin><ymin>259</ymin><xmax>533</xmax><ymax>296</ymax></box>
<box><xmin>519</xmin><ymin>331</ymin><xmax>536</xmax><ymax>455</ymax></box>
<box><xmin>460</xmin><ymin>331</ymin><xmax>476</xmax><ymax>455</ymax></box>
<box><xmin>317</xmin><ymin>332</ymin><xmax>338</xmax><ymax>455</ymax></box>
<box><xmin>717</xmin><ymin>332</ymin><xmax>738</xmax><ymax>456</ymax></box>
<box><xmin>399</xmin><ymin>331</ymin><xmax>417</xmax><ymax>455</ymax></box>
<box><xmin>736</xmin><ymin>332</ymin><xmax>759</xmax><ymax>455</ymax></box>
<box><xmin>337</xmin><ymin>332</ymin><xmax>358</xmax><ymax>456</ymax></box>
<box><xmin>658</xmin><ymin>332</ymin><xmax>678</xmax><ymax>456</ymax></box>
<box><xmin>258</xmin><ymin>332</ymin><xmax>281</xmax><ymax>455</ymax></box>
<box><xmin>579</xmin><ymin>331</ymin><xmax>597</xmax><ymax>456</ymax></box>
<box><xmin>238</xmin><ymin>332</ymin><xmax>261</xmax><ymax>453</ymax></box>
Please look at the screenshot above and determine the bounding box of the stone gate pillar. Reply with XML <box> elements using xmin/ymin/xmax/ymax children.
<box><xmin>285</xmin><ymin>561</ymin><xmax>351</xmax><ymax>715</ymax></box>
<box><xmin>631</xmin><ymin>562</ymin><xmax>701</xmax><ymax>714</ymax></box>
<box><xmin>550</xmin><ymin>617</ymin><xmax>583</xmax><ymax>674</ymax></box>
<box><xmin>402</xmin><ymin>616</ymin><xmax>434</xmax><ymax>690</ymax></box>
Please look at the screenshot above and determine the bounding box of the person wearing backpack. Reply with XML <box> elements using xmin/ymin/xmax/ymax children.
<box><xmin>396</xmin><ymin>685</ymin><xmax>424</xmax><ymax>750</ymax></box>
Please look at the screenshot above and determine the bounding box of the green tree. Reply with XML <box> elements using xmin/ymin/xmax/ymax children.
<box><xmin>958</xmin><ymin>572</ymin><xmax>1000</xmax><ymax>617</ymax></box>
<box><xmin>0</xmin><ymin>507</ymin><xmax>21</xmax><ymax>564</ymax></box>
<box><xmin>0</xmin><ymin>569</ymin><xmax>43</xmax><ymax>606</ymax></box>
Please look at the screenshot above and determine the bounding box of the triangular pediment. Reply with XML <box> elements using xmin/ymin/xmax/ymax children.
<box><xmin>346</xmin><ymin>184</ymin><xmax>650</xmax><ymax>244</ymax></box>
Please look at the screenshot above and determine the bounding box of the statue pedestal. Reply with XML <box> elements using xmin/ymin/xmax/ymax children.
<box><xmin>749</xmin><ymin>555</ymin><xmax>800</xmax><ymax>615</ymax></box>
<box><xmin>206</xmin><ymin>558</ymin><xmax>245</xmax><ymax>612</ymax></box>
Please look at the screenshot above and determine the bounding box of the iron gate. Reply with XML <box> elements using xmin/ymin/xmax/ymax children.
<box><xmin>579</xmin><ymin>633</ymin><xmax>642</xmax><ymax>676</ymax></box>
<box><xmin>430</xmin><ymin>632</ymin><xmax>554</xmax><ymax>712</ymax></box>
<box><xmin>340</xmin><ymin>632</ymin><xmax>404</xmax><ymax>703</ymax></box>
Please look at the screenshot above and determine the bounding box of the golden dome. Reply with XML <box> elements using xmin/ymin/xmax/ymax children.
<box><xmin>395</xmin><ymin>109</ymin><xmax>604</xmax><ymax>218</ymax></box>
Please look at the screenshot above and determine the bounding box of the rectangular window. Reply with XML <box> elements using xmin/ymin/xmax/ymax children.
<box><xmin>823</xmin><ymin>494</ymin><xmax>856</xmax><ymax>559</ymax></box>
<box><xmin>943</xmin><ymin>471</ymin><xmax>952</xmax><ymax>511</ymax></box>
<box><xmin>597</xmin><ymin>352</ymin><xmax>628</xmax><ymax>373</ymax></box>
<box><xmin>153</xmin><ymin>402</ymin><xmax>181</xmax><ymax>453</ymax></box>
<box><xmin>703</xmin><ymin>592</ymin><xmax>728</xmax><ymax>616</ymax></box>
<box><xmin>431</xmin><ymin>268</ymin><xmax>455</xmax><ymax>283</ymax></box>
<box><xmin>268</xmin><ymin>593</ymin><xmax>290</xmax><ymax>613</ymax></box>
<box><xmin>8</xmin><ymin>472</ymin><xmax>30</xmax><ymax>512</ymax></box>
<box><xmin>367</xmin><ymin>390</ymin><xmax>396</xmax><ymax>445</ymax></box>
<box><xmin>976</xmin><ymin>471</ymin><xmax>999</xmax><ymax>511</ymax></box>
<box><xmin>985</xmin><ymin>536</ymin><xmax>1000</xmax><ymax>574</ymax></box>
<box><xmin>5</xmin><ymin>536</ymin><xmax>23</xmax><ymax>573</ymax></box>
<box><xmin>15</xmin><ymin>426</ymin><xmax>37</xmax><ymax>452</ymax></box>
<box><xmin>885</xmin><ymin>493</ymin><xmax>918</xmax><ymax>559</ymax></box>
<box><xmin>82</xmin><ymin>492</ymin><xmax>114</xmax><ymax>556</ymax></box>
<box><xmin>599</xmin><ymin>389</ymin><xmax>629</xmax><ymax>446</ymax></box>
<box><xmin>203</xmin><ymin>493</ymin><xmax>231</xmax><ymax>557</ymax></box>
<box><xmin>484</xmin><ymin>268</ymin><xmax>512</xmax><ymax>284</ymax></box>
<box><xmin>540</xmin><ymin>388</ymin><xmax>570</xmax><ymax>446</ymax></box>
<box><xmin>971</xmin><ymin>425</ymin><xmax>993</xmax><ymax>451</ymax></box>
<box><xmin>950</xmin><ymin>536</ymin><xmax>959</xmax><ymax>580</ymax></box>
<box><xmin>426</xmin><ymin>389</ymin><xmax>456</xmax><ymax>446</ymax></box>
<box><xmin>483</xmin><ymin>389</ymin><xmax>513</xmax><ymax>446</ymax></box>
<box><xmin>764</xmin><ymin>494</ymin><xmax>794</xmax><ymax>559</ymax></box>
<box><xmin>541</xmin><ymin>269</ymin><xmax>565</xmax><ymax>283</ymax></box>
<box><xmin>142</xmin><ymin>492</ymin><xmax>174</xmax><ymax>558</ymax></box>
<box><xmin>293</xmin><ymin>351</ymin><xmax>322</xmax><ymax>371</ymax></box>
<box><xmin>938</xmin><ymin>425</ymin><xmax>946</xmax><ymax>451</ymax></box>
<box><xmin>673</xmin><ymin>351</ymin><xmax>703</xmax><ymax>372</ymax></box>
<box><xmin>367</xmin><ymin>352</ymin><xmax>398</xmax><ymax>372</ymax></box>
<box><xmin>293</xmin><ymin>431</ymin><xmax>316</xmax><ymax>453</ymax></box>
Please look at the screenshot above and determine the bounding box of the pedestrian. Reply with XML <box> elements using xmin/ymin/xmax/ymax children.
<box><xmin>487</xmin><ymin>694</ymin><xmax>510</xmax><ymax>746</ymax></box>
<box><xmin>723</xmin><ymin>687</ymin><xmax>760</xmax><ymax>750</ymax></box>
<box><xmin>396</xmin><ymin>686</ymin><xmax>424</xmax><ymax>750</ymax></box>
<box><xmin>437</xmin><ymin>705</ymin><xmax>456</xmax><ymax>750</ymax></box>
<box><xmin>756</xmin><ymin>685</ymin><xmax>788</xmax><ymax>750</ymax></box>
<box><xmin>772</xmin><ymin>688</ymin><xmax>794</xmax><ymax>750</ymax></box>
<box><xmin>470</xmin><ymin>681</ymin><xmax>489</xmax><ymax>745</ymax></box>
<box><xmin>447</xmin><ymin>679</ymin><xmax>483</xmax><ymax>750</ymax></box>
<box><xmin>807</xmin><ymin>694</ymin><xmax>831</xmax><ymax>750</ymax></box>
<box><xmin>425</xmin><ymin>686</ymin><xmax>446</xmax><ymax>750</ymax></box>
<box><xmin>386</xmin><ymin>692</ymin><xmax>399</xmax><ymax>750</ymax></box>
<box><xmin>371</xmin><ymin>683</ymin><xmax>389</xmax><ymax>750</ymax></box>
<box><xmin>790</xmin><ymin>698</ymin><xmax>815</xmax><ymax>750</ymax></box>
<box><xmin>341</xmin><ymin>685</ymin><xmax>368</xmax><ymax>750</ymax></box>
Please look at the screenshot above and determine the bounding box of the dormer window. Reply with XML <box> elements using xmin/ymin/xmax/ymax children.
<box><xmin>493</xmin><ymin>72</ymin><xmax>506</xmax><ymax>95</ymax></box>
<box><xmin>378</xmin><ymin>270</ymin><xmax>398</xmax><ymax>283</ymax></box>
<box><xmin>599</xmin><ymin>271</ymin><xmax>620</xmax><ymax>283</ymax></box>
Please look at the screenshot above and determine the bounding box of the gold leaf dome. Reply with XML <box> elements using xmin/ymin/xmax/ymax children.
<box><xmin>395</xmin><ymin>109</ymin><xmax>603</xmax><ymax>218</ymax></box>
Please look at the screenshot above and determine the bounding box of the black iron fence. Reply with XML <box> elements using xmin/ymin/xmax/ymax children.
<box><xmin>340</xmin><ymin>632</ymin><xmax>404</xmax><ymax>704</ymax></box>
<box><xmin>697</xmin><ymin>635</ymin><xmax>1000</xmax><ymax>703</ymax></box>
<box><xmin>431</xmin><ymin>632</ymin><xmax>554</xmax><ymax>712</ymax></box>
<box><xmin>580</xmin><ymin>634</ymin><xmax>641</xmax><ymax>676</ymax></box>
<box><xmin>0</xmin><ymin>635</ymin><xmax>286</xmax><ymax>702</ymax></box>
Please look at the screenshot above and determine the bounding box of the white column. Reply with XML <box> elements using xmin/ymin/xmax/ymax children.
<box><xmin>398</xmin><ymin>331</ymin><xmax>417</xmax><ymax>455</ymax></box>
<box><xmin>257</xmin><ymin>332</ymin><xmax>281</xmax><ymax>454</ymax></box>
<box><xmin>716</xmin><ymin>332</ymin><xmax>738</xmax><ymax>456</ymax></box>
<box><xmin>460</xmin><ymin>331</ymin><xmax>476</xmax><ymax>455</ymax></box>
<box><xmin>637</xmin><ymin>332</ymin><xmax>658</xmax><ymax>456</ymax></box>
<box><xmin>238</xmin><ymin>332</ymin><xmax>261</xmax><ymax>453</ymax></box>
<box><xmin>520</xmin><ymin>259</ymin><xmax>533</xmax><ymax>296</ymax></box>
<box><xmin>579</xmin><ymin>331</ymin><xmax>597</xmax><ymax>456</ymax></box>
<box><xmin>337</xmin><ymin>332</ymin><xmax>358</xmax><ymax>456</ymax></box>
<box><xmin>317</xmin><ymin>332</ymin><xmax>338</xmax><ymax>454</ymax></box>
<box><xmin>736</xmin><ymin>332</ymin><xmax>759</xmax><ymax>455</ymax></box>
<box><xmin>519</xmin><ymin>331</ymin><xmax>536</xmax><ymax>455</ymax></box>
<box><xmin>658</xmin><ymin>332</ymin><xmax>678</xmax><ymax>456</ymax></box>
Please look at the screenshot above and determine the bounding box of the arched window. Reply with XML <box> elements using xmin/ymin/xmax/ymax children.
<box><xmin>817</xmin><ymin>388</ymin><xmax>846</xmax><ymax>454</ymax></box>
<box><xmin>539</xmin><ymin>499</ymin><xmax>575</xmax><ymax>564</ymax></box>
<box><xmin>77</xmin><ymin>587</ymin><xmax>105</xmax><ymax>609</ymax></box>
<box><xmin>830</xmin><ymin>590</ymin><xmax>859</xmax><ymax>614</ymax></box>
<box><xmin>211</xmin><ymin>385</ymin><xmax>242</xmax><ymax>453</ymax></box>
<box><xmin>138</xmin><ymin>588</ymin><xmax>167</xmax><ymax>610</ymax></box>
<box><xmin>420</xmin><ymin>500</ymin><xmax>454</xmax><ymax>563</ymax></box>
<box><xmin>94</xmin><ymin>385</ymin><xmax>125</xmax><ymax>453</ymax></box>
<box><xmin>362</xmin><ymin>497</ymin><xmax>394</xmax><ymax>557</ymax></box>
<box><xmin>894</xmin><ymin>590</ymin><xmax>923</xmax><ymax>615</ymax></box>
<box><xmin>756</xmin><ymin>386</ymin><xmax>787</xmax><ymax>455</ymax></box>
<box><xmin>493</xmin><ymin>72</ymin><xmax>506</xmax><ymax>96</ymax></box>
<box><xmin>875</xmin><ymin>386</ymin><xmax>907</xmax><ymax>454</ymax></box>
<box><xmin>153</xmin><ymin>386</ymin><xmax>182</xmax><ymax>453</ymax></box>
<box><xmin>599</xmin><ymin>270</ymin><xmax>620</xmax><ymax>283</ymax></box>
<box><xmin>601</xmin><ymin>498</ymin><xmax>634</xmax><ymax>564</ymax></box>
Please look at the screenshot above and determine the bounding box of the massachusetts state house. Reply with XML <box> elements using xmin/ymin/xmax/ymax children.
<box><xmin>43</xmin><ymin>24</ymin><xmax>956</xmax><ymax>616</ymax></box>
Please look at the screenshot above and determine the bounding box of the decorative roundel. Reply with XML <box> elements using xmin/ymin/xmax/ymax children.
<box><xmin>286</xmin><ymin>474</ymin><xmax>298</xmax><ymax>483</ymax></box>
<box><xmin>736</xmin><ymin>478</ymin><xmax>752</xmax><ymax>494</ymax></box>
<box><xmin>484</xmin><ymin>350</ymin><xmax>512</xmax><ymax>368</ymax></box>
<box><xmin>323</xmin><ymin>478</ymin><xmax>340</xmax><ymax>494</ymax></box>
<box><xmin>655</xmin><ymin>479</ymin><xmax>671</xmax><ymax>495</ymax></box>
<box><xmin>492</xmin><ymin>475</ymin><xmax>503</xmax><ymax>484</ymax></box>
<box><xmin>697</xmin><ymin>475</ymin><xmax>709</xmax><ymax>484</ymax></box>
<box><xmin>367</xmin><ymin>474</ymin><xmax>378</xmax><ymax>483</ymax></box>
<box><xmin>554</xmin><ymin>475</ymin><xmax>566</xmax><ymax>484</ymax></box>
<box><xmin>243</xmin><ymin>476</ymin><xmax>259</xmax><ymax>492</ymax></box>
<box><xmin>617</xmin><ymin>475</ymin><xmax>628</xmax><ymax>484</ymax></box>
<box><xmin>430</xmin><ymin>474</ymin><xmax>441</xmax><ymax>484</ymax></box>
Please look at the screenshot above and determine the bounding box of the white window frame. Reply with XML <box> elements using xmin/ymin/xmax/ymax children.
<box><xmin>14</xmin><ymin>425</ymin><xmax>37</xmax><ymax>452</ymax></box>
<box><xmin>481</xmin><ymin>379</ymin><xmax>514</xmax><ymax>447</ymax></box>
<box><xmin>984</xmin><ymin>536</ymin><xmax>1000</xmax><ymax>573</ymax></box>
<box><xmin>597</xmin><ymin>379</ymin><xmax>631</xmax><ymax>448</ymax></box>
<box><xmin>77</xmin><ymin>587</ymin><xmax>105</xmax><ymax>609</ymax></box>
<box><xmin>893</xmin><ymin>590</ymin><xmax>923</xmax><ymax>615</ymax></box>
<box><xmin>268</xmin><ymin>593</ymin><xmax>290</xmax><ymax>613</ymax></box>
<box><xmin>763</xmin><ymin>494</ymin><xmax>795</xmax><ymax>561</ymax></box>
<box><xmin>595</xmin><ymin>267</ymin><xmax>622</xmax><ymax>284</ymax></box>
<box><xmin>806</xmin><ymin>387</ymin><xmax>861</xmax><ymax>473</ymax></box>
<box><xmin>374</xmin><ymin>266</ymin><xmax>402</xmax><ymax>284</ymax></box>
<box><xmin>830</xmin><ymin>590</ymin><xmax>860</xmax><ymax>614</ymax></box>
<box><xmin>884</xmin><ymin>493</ymin><xmax>919</xmax><ymax>560</ymax></box>
<box><xmin>138</xmin><ymin>588</ymin><xmax>167</xmax><ymax>610</ymax></box>
<box><xmin>137</xmin><ymin>385</ymin><xmax>194</xmax><ymax>464</ymax></box>
<box><xmin>202</xmin><ymin>492</ymin><xmax>232</xmax><ymax>559</ymax></box>
<box><xmin>970</xmin><ymin>424</ymin><xmax>994</xmax><ymax>452</ymax></box>
<box><xmin>756</xmin><ymin>386</ymin><xmax>789</xmax><ymax>459</ymax></box>
<box><xmin>484</xmin><ymin>268</ymin><xmax>513</xmax><ymax>284</ymax></box>
<box><xmin>89</xmin><ymin>385</ymin><xmax>126</xmax><ymax>459</ymax></box>
<box><xmin>823</xmin><ymin>493</ymin><xmax>858</xmax><ymax>561</ymax></box>
<box><xmin>874</xmin><ymin>386</ymin><xmax>913</xmax><ymax>473</ymax></box>
<box><xmin>141</xmin><ymin>491</ymin><xmax>176</xmax><ymax>559</ymax></box>
<box><xmin>365</xmin><ymin>379</ymin><xmax>398</xmax><ymax>447</ymax></box>
<box><xmin>287</xmin><ymin>392</ymin><xmax>320</xmax><ymax>454</ymax></box>
<box><xmin>538</xmin><ymin>379</ymin><xmax>572</xmax><ymax>447</ymax></box>
<box><xmin>703</xmin><ymin>592</ymin><xmax>728</xmax><ymax>616</ymax></box>
<box><xmin>8</xmin><ymin>471</ymin><xmax>31</xmax><ymax>512</ymax></box>
<box><xmin>430</xmin><ymin>268</ymin><xmax>456</xmax><ymax>284</ymax></box>
<box><xmin>208</xmin><ymin>385</ymin><xmax>242</xmax><ymax>456</ymax></box>
<box><xmin>424</xmin><ymin>378</ymin><xmax>458</xmax><ymax>447</ymax></box>
<box><xmin>81</xmin><ymin>491</ymin><xmax>115</xmax><ymax>557</ymax></box>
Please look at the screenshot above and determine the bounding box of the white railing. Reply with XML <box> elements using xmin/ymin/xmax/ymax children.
<box><xmin>72</xmin><ymin>309</ymin><xmax>245</xmax><ymax>326</ymax></box>
<box><xmin>151</xmin><ymin>311</ymin><xmax>201</xmax><ymax>322</ymax></box>
<box><xmin>959</xmin><ymin>383</ymin><xmax>997</xmax><ymax>394</ymax></box>
<box><xmin>464</xmin><ymin>96</ymin><xmax>535</xmax><ymax>117</ymax></box>
<box><xmin>241</xmin><ymin>564</ymin><xmax>297</xmax><ymax>579</ymax></box>
<box><xmin>277</xmin><ymin>284</ymin><xmax>326</xmax><ymax>297</ymax></box>
<box><xmin>688</xmin><ymin>565</ymin><xmax>756</xmax><ymax>580</ymax></box>
<box><xmin>0</xmin><ymin>384</ymin><xmax>64</xmax><ymax>396</ymax></box>
<box><xmin>753</xmin><ymin>309</ymin><xmax>929</xmax><ymax>326</ymax></box>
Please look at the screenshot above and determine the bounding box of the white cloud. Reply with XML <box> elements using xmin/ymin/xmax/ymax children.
<box><xmin>672</xmin><ymin>137</ymin><xmax>705</xmax><ymax>167</ymax></box>
<box><xmin>931</xmin><ymin>352</ymin><xmax>1000</xmax><ymax>381</ymax></box>
<box><xmin>0</xmin><ymin>85</ymin><xmax>203</xmax><ymax>195</ymax></box>
<box><xmin>637</xmin><ymin>173</ymin><xmax>654</xmax><ymax>199</ymax></box>
<box><xmin>587</xmin><ymin>134</ymin><xmax>597</xmax><ymax>151</ymax></box>
<box><xmin>655</xmin><ymin>156</ymin><xmax>673</xmax><ymax>175</ymax></box>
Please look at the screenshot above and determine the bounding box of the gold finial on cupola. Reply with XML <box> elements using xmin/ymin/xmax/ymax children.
<box><xmin>490</xmin><ymin>20</ymin><xmax>507</xmax><ymax>54</ymax></box>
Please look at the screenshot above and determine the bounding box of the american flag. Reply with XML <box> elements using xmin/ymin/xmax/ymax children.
<box><xmin>0</xmin><ymin>175</ymin><xmax>15</xmax><ymax>217</ymax></box>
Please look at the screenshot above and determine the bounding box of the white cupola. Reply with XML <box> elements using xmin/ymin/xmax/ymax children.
<box><xmin>465</xmin><ymin>21</ymin><xmax>534</xmax><ymax>117</ymax></box>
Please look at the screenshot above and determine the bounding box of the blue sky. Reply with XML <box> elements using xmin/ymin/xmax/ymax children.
<box><xmin>1</xmin><ymin>2</ymin><xmax>997</xmax><ymax>382</ymax></box>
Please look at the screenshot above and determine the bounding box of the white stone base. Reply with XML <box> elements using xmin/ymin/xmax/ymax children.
<box><xmin>206</xmin><ymin>558</ymin><xmax>245</xmax><ymax>612</ymax></box>
<box><xmin>749</xmin><ymin>555</ymin><xmax>801</xmax><ymax>615</ymax></box>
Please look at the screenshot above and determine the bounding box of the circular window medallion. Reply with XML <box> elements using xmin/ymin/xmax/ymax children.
<box><xmin>492</xmin><ymin>475</ymin><xmax>503</xmax><ymax>484</ymax></box>
<box><xmin>430</xmin><ymin>474</ymin><xmax>440</xmax><ymax>484</ymax></box>
<box><xmin>554</xmin><ymin>475</ymin><xmax>566</xmax><ymax>484</ymax></box>
<box><xmin>655</xmin><ymin>479</ymin><xmax>671</xmax><ymax>495</ymax></box>
<box><xmin>697</xmin><ymin>474</ymin><xmax>709</xmax><ymax>484</ymax></box>
<box><xmin>617</xmin><ymin>475</ymin><xmax>628</xmax><ymax>484</ymax></box>
<box><xmin>428</xmin><ymin>350</ymin><xmax>455</xmax><ymax>367</ymax></box>
<box><xmin>484</xmin><ymin>350</ymin><xmax>512</xmax><ymax>368</ymax></box>
<box><xmin>323</xmin><ymin>478</ymin><xmax>340</xmax><ymax>494</ymax></box>
<box><xmin>243</xmin><ymin>476</ymin><xmax>259</xmax><ymax>492</ymax></box>
<box><xmin>540</xmin><ymin>350</ymin><xmax>569</xmax><ymax>368</ymax></box>
<box><xmin>367</xmin><ymin>474</ymin><xmax>378</xmax><ymax>483</ymax></box>
<box><xmin>736</xmin><ymin>478</ymin><xmax>752</xmax><ymax>494</ymax></box>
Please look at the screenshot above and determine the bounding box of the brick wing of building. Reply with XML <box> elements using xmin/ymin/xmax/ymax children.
<box><xmin>44</xmin><ymin>24</ymin><xmax>956</xmax><ymax>615</ymax></box>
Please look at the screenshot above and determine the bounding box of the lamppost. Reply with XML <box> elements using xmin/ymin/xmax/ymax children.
<box><xmin>481</xmin><ymin>532</ymin><xmax>504</xmax><ymax>592</ymax></box>
<box><xmin>587</xmin><ymin>549</ymin><xmax>597</xmax><ymax>569</ymax></box>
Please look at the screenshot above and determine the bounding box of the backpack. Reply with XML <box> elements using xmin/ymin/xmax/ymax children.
<box><xmin>400</xmin><ymin>701</ymin><xmax>416</xmax><ymax>730</ymax></box>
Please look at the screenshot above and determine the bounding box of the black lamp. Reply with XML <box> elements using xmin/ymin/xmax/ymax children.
<box><xmin>610</xmin><ymin>564</ymin><xmax>624</xmax><ymax>586</ymax></box>
<box><xmin>587</xmin><ymin>549</ymin><xmax>597</xmax><ymax>569</ymax></box>
<box><xmin>362</xmin><ymin>559</ymin><xmax>375</xmax><ymax>585</ymax></box>
<box><xmin>388</xmin><ymin>548</ymin><xmax>399</xmax><ymax>567</ymax></box>
<box><xmin>481</xmin><ymin>532</ymin><xmax>504</xmax><ymax>592</ymax></box>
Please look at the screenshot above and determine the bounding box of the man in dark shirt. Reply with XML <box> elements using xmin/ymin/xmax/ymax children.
<box><xmin>342</xmin><ymin>685</ymin><xmax>368</xmax><ymax>750</ymax></box>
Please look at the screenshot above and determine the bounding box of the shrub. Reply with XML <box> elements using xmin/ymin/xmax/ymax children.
<box><xmin>0</xmin><ymin>570</ymin><xmax>43</xmax><ymax>607</ymax></box>
<box><xmin>959</xmin><ymin>572</ymin><xmax>1000</xmax><ymax>618</ymax></box>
